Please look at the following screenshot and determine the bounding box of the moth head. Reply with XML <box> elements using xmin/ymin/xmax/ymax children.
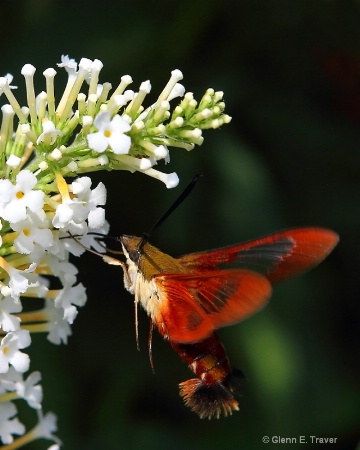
<box><xmin>120</xmin><ymin>235</ymin><xmax>143</xmax><ymax>263</ymax></box>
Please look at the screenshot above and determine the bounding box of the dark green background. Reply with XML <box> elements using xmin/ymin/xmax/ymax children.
<box><xmin>1</xmin><ymin>0</ymin><xmax>359</xmax><ymax>449</ymax></box>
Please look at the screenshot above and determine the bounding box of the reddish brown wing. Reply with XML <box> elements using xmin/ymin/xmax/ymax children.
<box><xmin>154</xmin><ymin>269</ymin><xmax>272</xmax><ymax>343</ymax></box>
<box><xmin>177</xmin><ymin>228</ymin><xmax>339</xmax><ymax>283</ymax></box>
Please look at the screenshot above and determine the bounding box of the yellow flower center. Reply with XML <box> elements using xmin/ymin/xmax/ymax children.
<box><xmin>23</xmin><ymin>228</ymin><xmax>30</xmax><ymax>236</ymax></box>
<box><xmin>16</xmin><ymin>190</ymin><xmax>25</xmax><ymax>199</ymax></box>
<box><xmin>104</xmin><ymin>129</ymin><xmax>112</xmax><ymax>138</ymax></box>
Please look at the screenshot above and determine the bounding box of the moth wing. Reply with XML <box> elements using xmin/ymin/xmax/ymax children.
<box><xmin>177</xmin><ymin>228</ymin><xmax>338</xmax><ymax>283</ymax></box>
<box><xmin>154</xmin><ymin>269</ymin><xmax>271</xmax><ymax>343</ymax></box>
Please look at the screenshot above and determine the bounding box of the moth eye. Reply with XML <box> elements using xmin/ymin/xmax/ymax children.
<box><xmin>129</xmin><ymin>250</ymin><xmax>140</xmax><ymax>263</ymax></box>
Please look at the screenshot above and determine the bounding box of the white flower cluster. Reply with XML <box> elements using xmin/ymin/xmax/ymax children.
<box><xmin>0</xmin><ymin>169</ymin><xmax>106</xmax><ymax>447</ymax></box>
<box><xmin>0</xmin><ymin>55</ymin><xmax>230</xmax><ymax>190</ymax></box>
<box><xmin>0</xmin><ymin>55</ymin><xmax>231</xmax><ymax>447</ymax></box>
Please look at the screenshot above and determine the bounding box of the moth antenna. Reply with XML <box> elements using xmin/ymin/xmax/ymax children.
<box><xmin>138</xmin><ymin>173</ymin><xmax>202</xmax><ymax>251</ymax></box>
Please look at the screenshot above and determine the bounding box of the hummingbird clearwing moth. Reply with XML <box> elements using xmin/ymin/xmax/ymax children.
<box><xmin>74</xmin><ymin>177</ymin><xmax>339</xmax><ymax>419</ymax></box>
<box><xmin>117</xmin><ymin>228</ymin><xmax>338</xmax><ymax>419</ymax></box>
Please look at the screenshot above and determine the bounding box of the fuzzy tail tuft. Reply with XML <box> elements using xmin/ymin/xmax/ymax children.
<box><xmin>179</xmin><ymin>378</ymin><xmax>239</xmax><ymax>419</ymax></box>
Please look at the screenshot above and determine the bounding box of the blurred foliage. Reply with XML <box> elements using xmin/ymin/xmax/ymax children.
<box><xmin>1</xmin><ymin>0</ymin><xmax>359</xmax><ymax>449</ymax></box>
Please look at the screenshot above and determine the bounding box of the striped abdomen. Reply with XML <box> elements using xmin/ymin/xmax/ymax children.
<box><xmin>170</xmin><ymin>333</ymin><xmax>240</xmax><ymax>419</ymax></box>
